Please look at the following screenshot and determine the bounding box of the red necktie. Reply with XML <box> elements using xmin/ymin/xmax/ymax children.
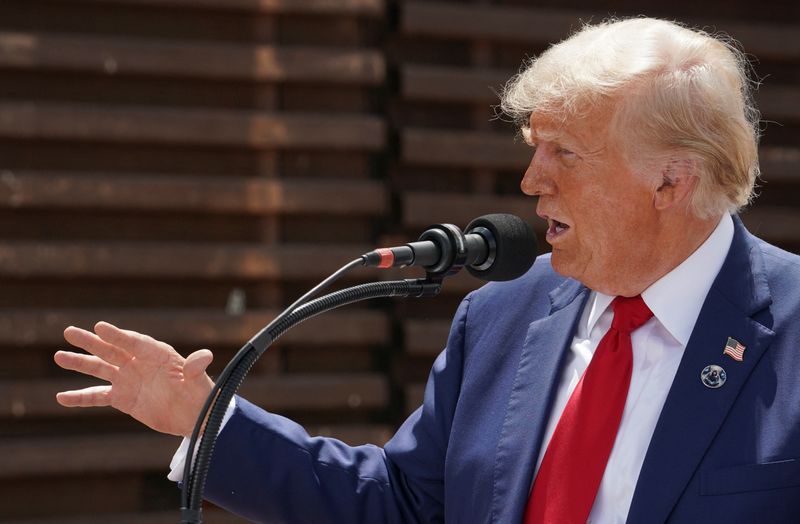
<box><xmin>523</xmin><ymin>295</ymin><xmax>653</xmax><ymax>524</ymax></box>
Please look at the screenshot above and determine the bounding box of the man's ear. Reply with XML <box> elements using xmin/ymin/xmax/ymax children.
<box><xmin>653</xmin><ymin>159</ymin><xmax>697</xmax><ymax>211</ymax></box>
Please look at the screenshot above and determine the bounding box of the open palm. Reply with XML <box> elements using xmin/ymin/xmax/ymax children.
<box><xmin>54</xmin><ymin>321</ymin><xmax>214</xmax><ymax>437</ymax></box>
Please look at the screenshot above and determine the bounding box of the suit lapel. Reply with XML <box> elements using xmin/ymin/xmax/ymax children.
<box><xmin>490</xmin><ymin>279</ymin><xmax>589</xmax><ymax>524</ymax></box>
<box><xmin>627</xmin><ymin>218</ymin><xmax>775</xmax><ymax>524</ymax></box>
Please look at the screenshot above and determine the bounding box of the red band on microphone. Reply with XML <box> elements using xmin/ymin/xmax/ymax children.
<box><xmin>375</xmin><ymin>248</ymin><xmax>395</xmax><ymax>268</ymax></box>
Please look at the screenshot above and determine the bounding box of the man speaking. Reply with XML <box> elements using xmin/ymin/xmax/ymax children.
<box><xmin>53</xmin><ymin>17</ymin><xmax>800</xmax><ymax>523</ymax></box>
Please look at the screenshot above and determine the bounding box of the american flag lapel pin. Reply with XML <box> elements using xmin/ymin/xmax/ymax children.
<box><xmin>723</xmin><ymin>337</ymin><xmax>746</xmax><ymax>362</ymax></box>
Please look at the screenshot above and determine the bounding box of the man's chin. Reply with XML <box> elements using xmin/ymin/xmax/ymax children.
<box><xmin>549</xmin><ymin>251</ymin><xmax>578</xmax><ymax>279</ymax></box>
<box><xmin>549</xmin><ymin>250</ymin><xmax>596</xmax><ymax>286</ymax></box>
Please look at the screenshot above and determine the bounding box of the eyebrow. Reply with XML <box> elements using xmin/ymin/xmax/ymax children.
<box><xmin>525</xmin><ymin>126</ymin><xmax>578</xmax><ymax>149</ymax></box>
<box><xmin>521</xmin><ymin>127</ymin><xmax>534</xmax><ymax>144</ymax></box>
<box><xmin>524</xmin><ymin>125</ymin><xmax>607</xmax><ymax>160</ymax></box>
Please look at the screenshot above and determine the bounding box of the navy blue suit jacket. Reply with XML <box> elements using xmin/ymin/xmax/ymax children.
<box><xmin>205</xmin><ymin>217</ymin><xmax>800</xmax><ymax>523</ymax></box>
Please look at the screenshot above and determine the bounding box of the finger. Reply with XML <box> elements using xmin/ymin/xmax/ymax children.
<box><xmin>184</xmin><ymin>349</ymin><xmax>214</xmax><ymax>379</ymax></box>
<box><xmin>64</xmin><ymin>325</ymin><xmax>130</xmax><ymax>367</ymax></box>
<box><xmin>54</xmin><ymin>351</ymin><xmax>118</xmax><ymax>382</ymax></box>
<box><xmin>56</xmin><ymin>385</ymin><xmax>112</xmax><ymax>408</ymax></box>
<box><xmin>94</xmin><ymin>321</ymin><xmax>167</xmax><ymax>360</ymax></box>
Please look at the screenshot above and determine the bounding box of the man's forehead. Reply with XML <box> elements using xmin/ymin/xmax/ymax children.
<box><xmin>535</xmin><ymin>104</ymin><xmax>616</xmax><ymax>132</ymax></box>
<box><xmin>525</xmin><ymin>116</ymin><xmax>583</xmax><ymax>145</ymax></box>
<box><xmin>525</xmin><ymin>112</ymin><xmax>613</xmax><ymax>159</ymax></box>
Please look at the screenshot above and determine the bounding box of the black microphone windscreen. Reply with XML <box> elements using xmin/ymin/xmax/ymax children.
<box><xmin>465</xmin><ymin>214</ymin><xmax>537</xmax><ymax>282</ymax></box>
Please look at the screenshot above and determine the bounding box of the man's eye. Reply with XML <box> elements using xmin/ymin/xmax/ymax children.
<box><xmin>557</xmin><ymin>147</ymin><xmax>576</xmax><ymax>158</ymax></box>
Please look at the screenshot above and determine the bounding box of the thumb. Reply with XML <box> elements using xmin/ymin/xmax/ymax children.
<box><xmin>184</xmin><ymin>349</ymin><xmax>214</xmax><ymax>379</ymax></box>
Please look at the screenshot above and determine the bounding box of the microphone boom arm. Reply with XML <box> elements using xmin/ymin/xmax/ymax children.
<box><xmin>180</xmin><ymin>277</ymin><xmax>442</xmax><ymax>523</ymax></box>
<box><xmin>179</xmin><ymin>212</ymin><xmax>536</xmax><ymax>522</ymax></box>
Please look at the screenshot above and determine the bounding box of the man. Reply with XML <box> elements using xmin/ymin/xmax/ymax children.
<box><xmin>54</xmin><ymin>17</ymin><xmax>800</xmax><ymax>523</ymax></box>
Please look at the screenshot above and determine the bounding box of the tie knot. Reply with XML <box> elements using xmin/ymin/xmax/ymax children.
<box><xmin>611</xmin><ymin>295</ymin><xmax>653</xmax><ymax>333</ymax></box>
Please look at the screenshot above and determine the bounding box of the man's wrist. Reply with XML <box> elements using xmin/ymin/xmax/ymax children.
<box><xmin>168</xmin><ymin>396</ymin><xmax>238</xmax><ymax>482</ymax></box>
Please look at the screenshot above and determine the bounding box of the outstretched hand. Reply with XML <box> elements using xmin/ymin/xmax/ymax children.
<box><xmin>54</xmin><ymin>322</ymin><xmax>215</xmax><ymax>437</ymax></box>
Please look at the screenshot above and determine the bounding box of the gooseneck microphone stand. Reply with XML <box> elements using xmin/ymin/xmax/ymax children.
<box><xmin>179</xmin><ymin>259</ymin><xmax>446</xmax><ymax>524</ymax></box>
<box><xmin>179</xmin><ymin>213</ymin><xmax>538</xmax><ymax>523</ymax></box>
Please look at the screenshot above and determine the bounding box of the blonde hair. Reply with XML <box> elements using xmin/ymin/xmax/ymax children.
<box><xmin>501</xmin><ymin>17</ymin><xmax>761</xmax><ymax>218</ymax></box>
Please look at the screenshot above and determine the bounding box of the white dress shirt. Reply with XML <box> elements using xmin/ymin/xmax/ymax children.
<box><xmin>171</xmin><ymin>215</ymin><xmax>734</xmax><ymax>524</ymax></box>
<box><xmin>536</xmin><ymin>213</ymin><xmax>734</xmax><ymax>523</ymax></box>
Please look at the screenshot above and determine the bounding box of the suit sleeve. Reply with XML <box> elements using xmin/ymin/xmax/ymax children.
<box><xmin>203</xmin><ymin>294</ymin><xmax>472</xmax><ymax>524</ymax></box>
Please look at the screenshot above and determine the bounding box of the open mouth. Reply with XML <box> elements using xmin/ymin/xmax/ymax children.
<box><xmin>546</xmin><ymin>218</ymin><xmax>571</xmax><ymax>241</ymax></box>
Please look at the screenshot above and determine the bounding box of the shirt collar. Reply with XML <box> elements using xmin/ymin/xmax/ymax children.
<box><xmin>584</xmin><ymin>214</ymin><xmax>734</xmax><ymax>346</ymax></box>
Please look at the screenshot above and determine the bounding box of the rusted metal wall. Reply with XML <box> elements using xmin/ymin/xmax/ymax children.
<box><xmin>1</xmin><ymin>1</ymin><xmax>797</xmax><ymax>521</ymax></box>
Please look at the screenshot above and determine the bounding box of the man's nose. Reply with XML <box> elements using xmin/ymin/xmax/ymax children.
<box><xmin>520</xmin><ymin>154</ymin><xmax>556</xmax><ymax>196</ymax></box>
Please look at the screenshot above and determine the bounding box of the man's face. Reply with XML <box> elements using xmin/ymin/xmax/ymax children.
<box><xmin>521</xmin><ymin>110</ymin><xmax>661</xmax><ymax>294</ymax></box>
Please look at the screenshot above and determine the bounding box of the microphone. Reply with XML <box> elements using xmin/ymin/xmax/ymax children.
<box><xmin>363</xmin><ymin>213</ymin><xmax>537</xmax><ymax>282</ymax></box>
<box><xmin>184</xmin><ymin>216</ymin><xmax>536</xmax><ymax>521</ymax></box>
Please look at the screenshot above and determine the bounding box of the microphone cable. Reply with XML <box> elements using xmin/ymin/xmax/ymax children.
<box><xmin>181</xmin><ymin>256</ymin><xmax>366</xmax><ymax>514</ymax></box>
